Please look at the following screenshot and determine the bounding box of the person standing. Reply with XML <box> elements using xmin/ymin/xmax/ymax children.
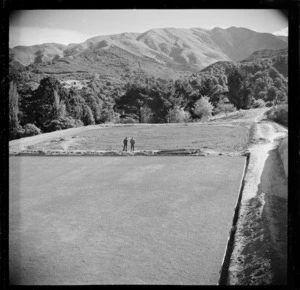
<box><xmin>130</xmin><ymin>137</ymin><xmax>135</xmax><ymax>152</ymax></box>
<box><xmin>123</xmin><ymin>137</ymin><xmax>128</xmax><ymax>152</ymax></box>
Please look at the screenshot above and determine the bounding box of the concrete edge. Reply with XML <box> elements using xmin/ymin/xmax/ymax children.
<box><xmin>217</xmin><ymin>152</ymin><xmax>251</xmax><ymax>285</ymax></box>
<box><xmin>9</xmin><ymin>149</ymin><xmax>251</xmax><ymax>157</ymax></box>
<box><xmin>9</xmin><ymin>149</ymin><xmax>207</xmax><ymax>157</ymax></box>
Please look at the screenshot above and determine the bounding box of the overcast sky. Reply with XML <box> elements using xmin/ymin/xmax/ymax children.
<box><xmin>9</xmin><ymin>9</ymin><xmax>288</xmax><ymax>48</ymax></box>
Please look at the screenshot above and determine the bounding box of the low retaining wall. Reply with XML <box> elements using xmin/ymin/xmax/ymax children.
<box><xmin>9</xmin><ymin>149</ymin><xmax>206</xmax><ymax>157</ymax></box>
<box><xmin>278</xmin><ymin>137</ymin><xmax>288</xmax><ymax>178</ymax></box>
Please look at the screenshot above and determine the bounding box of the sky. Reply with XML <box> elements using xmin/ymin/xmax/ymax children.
<box><xmin>9</xmin><ymin>10</ymin><xmax>288</xmax><ymax>48</ymax></box>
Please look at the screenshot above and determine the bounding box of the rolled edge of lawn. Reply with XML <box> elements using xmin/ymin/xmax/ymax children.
<box><xmin>217</xmin><ymin>152</ymin><xmax>251</xmax><ymax>285</ymax></box>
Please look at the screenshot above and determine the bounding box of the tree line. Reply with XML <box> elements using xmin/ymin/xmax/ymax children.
<box><xmin>9</xmin><ymin>62</ymin><xmax>288</xmax><ymax>140</ymax></box>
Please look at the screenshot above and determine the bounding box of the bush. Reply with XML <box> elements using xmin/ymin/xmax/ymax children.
<box><xmin>167</xmin><ymin>106</ymin><xmax>190</xmax><ymax>123</ymax></box>
<box><xmin>140</xmin><ymin>106</ymin><xmax>153</xmax><ymax>123</ymax></box>
<box><xmin>193</xmin><ymin>96</ymin><xmax>214</xmax><ymax>120</ymax></box>
<box><xmin>120</xmin><ymin>117</ymin><xmax>138</xmax><ymax>124</ymax></box>
<box><xmin>99</xmin><ymin>108</ymin><xmax>118</xmax><ymax>123</ymax></box>
<box><xmin>266</xmin><ymin>104</ymin><xmax>288</xmax><ymax>126</ymax></box>
<box><xmin>215</xmin><ymin>101</ymin><xmax>236</xmax><ymax>116</ymax></box>
<box><xmin>265</xmin><ymin>101</ymin><xmax>273</xmax><ymax>107</ymax></box>
<box><xmin>9</xmin><ymin>124</ymin><xmax>25</xmax><ymax>140</ymax></box>
<box><xmin>23</xmin><ymin>123</ymin><xmax>41</xmax><ymax>137</ymax></box>
<box><xmin>45</xmin><ymin>117</ymin><xmax>77</xmax><ymax>132</ymax></box>
<box><xmin>257</xmin><ymin>91</ymin><xmax>267</xmax><ymax>100</ymax></box>
<box><xmin>109</xmin><ymin>112</ymin><xmax>121</xmax><ymax>124</ymax></box>
<box><xmin>74</xmin><ymin>119</ymin><xmax>84</xmax><ymax>127</ymax></box>
<box><xmin>252</xmin><ymin>99</ymin><xmax>265</xmax><ymax>108</ymax></box>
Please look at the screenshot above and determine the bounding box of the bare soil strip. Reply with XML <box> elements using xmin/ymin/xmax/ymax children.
<box><xmin>227</xmin><ymin>118</ymin><xmax>287</xmax><ymax>285</ymax></box>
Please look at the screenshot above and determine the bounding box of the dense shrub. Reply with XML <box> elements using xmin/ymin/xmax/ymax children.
<box><xmin>257</xmin><ymin>91</ymin><xmax>267</xmax><ymax>100</ymax></box>
<box><xmin>45</xmin><ymin>117</ymin><xmax>77</xmax><ymax>132</ymax></box>
<box><xmin>266</xmin><ymin>104</ymin><xmax>288</xmax><ymax>127</ymax></box>
<box><xmin>120</xmin><ymin>117</ymin><xmax>138</xmax><ymax>124</ymax></box>
<box><xmin>99</xmin><ymin>108</ymin><xmax>120</xmax><ymax>123</ymax></box>
<box><xmin>9</xmin><ymin>124</ymin><xmax>25</xmax><ymax>140</ymax></box>
<box><xmin>252</xmin><ymin>99</ymin><xmax>265</xmax><ymax>108</ymax></box>
<box><xmin>140</xmin><ymin>106</ymin><xmax>153</xmax><ymax>123</ymax></box>
<box><xmin>74</xmin><ymin>119</ymin><xmax>84</xmax><ymax>127</ymax></box>
<box><xmin>110</xmin><ymin>112</ymin><xmax>121</xmax><ymax>124</ymax></box>
<box><xmin>167</xmin><ymin>106</ymin><xmax>190</xmax><ymax>123</ymax></box>
<box><xmin>23</xmin><ymin>123</ymin><xmax>41</xmax><ymax>137</ymax></box>
<box><xmin>193</xmin><ymin>96</ymin><xmax>214</xmax><ymax>120</ymax></box>
<box><xmin>265</xmin><ymin>101</ymin><xmax>273</xmax><ymax>107</ymax></box>
<box><xmin>214</xmin><ymin>101</ymin><xmax>236</xmax><ymax>116</ymax></box>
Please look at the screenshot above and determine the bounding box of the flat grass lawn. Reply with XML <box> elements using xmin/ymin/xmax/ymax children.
<box><xmin>9</xmin><ymin>156</ymin><xmax>245</xmax><ymax>285</ymax></box>
<box><xmin>29</xmin><ymin>123</ymin><xmax>250</xmax><ymax>152</ymax></box>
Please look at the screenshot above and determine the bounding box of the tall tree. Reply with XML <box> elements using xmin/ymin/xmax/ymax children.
<box><xmin>82</xmin><ymin>92</ymin><xmax>103</xmax><ymax>124</ymax></box>
<box><xmin>115</xmin><ymin>83</ymin><xmax>151</xmax><ymax>123</ymax></box>
<box><xmin>9</xmin><ymin>81</ymin><xmax>23</xmax><ymax>139</ymax></box>
<box><xmin>147</xmin><ymin>82</ymin><xmax>171</xmax><ymax>123</ymax></box>
<box><xmin>31</xmin><ymin>77</ymin><xmax>67</xmax><ymax>130</ymax></box>
<box><xmin>227</xmin><ymin>69</ymin><xmax>252</xmax><ymax>109</ymax></box>
<box><xmin>66</xmin><ymin>92</ymin><xmax>86</xmax><ymax>121</ymax></box>
<box><xmin>227</xmin><ymin>69</ymin><xmax>244</xmax><ymax>109</ymax></box>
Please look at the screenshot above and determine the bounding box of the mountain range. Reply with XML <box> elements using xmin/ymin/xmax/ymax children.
<box><xmin>9</xmin><ymin>26</ymin><xmax>288</xmax><ymax>81</ymax></box>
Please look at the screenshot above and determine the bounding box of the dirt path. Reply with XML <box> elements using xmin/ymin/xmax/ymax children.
<box><xmin>227</xmin><ymin>115</ymin><xmax>288</xmax><ymax>285</ymax></box>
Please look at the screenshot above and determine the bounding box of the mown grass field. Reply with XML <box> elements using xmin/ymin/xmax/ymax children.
<box><xmin>9</xmin><ymin>156</ymin><xmax>245</xmax><ymax>285</ymax></box>
<box><xmin>27</xmin><ymin>123</ymin><xmax>250</xmax><ymax>152</ymax></box>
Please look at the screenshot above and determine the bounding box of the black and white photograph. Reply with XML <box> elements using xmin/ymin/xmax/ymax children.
<box><xmin>7</xmin><ymin>9</ymin><xmax>290</xmax><ymax>285</ymax></box>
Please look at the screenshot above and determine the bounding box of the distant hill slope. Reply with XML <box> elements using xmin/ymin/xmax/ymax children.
<box><xmin>9</xmin><ymin>43</ymin><xmax>67</xmax><ymax>66</ymax></box>
<box><xmin>200</xmin><ymin>48</ymin><xmax>288</xmax><ymax>78</ymax></box>
<box><xmin>10</xmin><ymin>27</ymin><xmax>288</xmax><ymax>81</ymax></box>
<box><xmin>209</xmin><ymin>27</ymin><xmax>287</xmax><ymax>61</ymax></box>
<box><xmin>240</xmin><ymin>48</ymin><xmax>288</xmax><ymax>77</ymax></box>
<box><xmin>241</xmin><ymin>48</ymin><xmax>288</xmax><ymax>62</ymax></box>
